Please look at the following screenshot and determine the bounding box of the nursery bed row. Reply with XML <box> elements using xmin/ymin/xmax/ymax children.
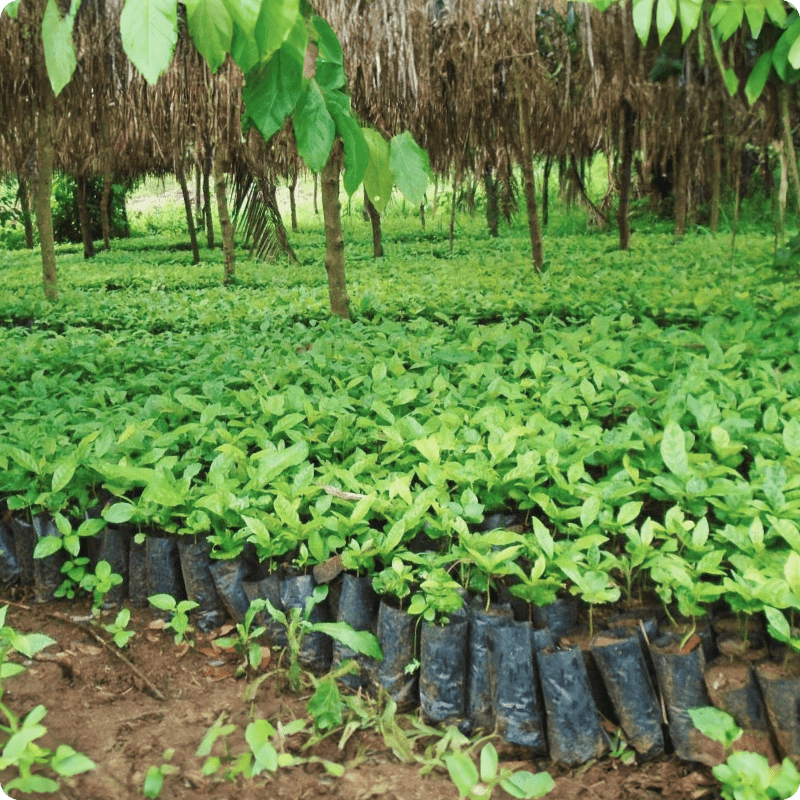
<box><xmin>1</xmin><ymin>510</ymin><xmax>799</xmax><ymax>772</ymax></box>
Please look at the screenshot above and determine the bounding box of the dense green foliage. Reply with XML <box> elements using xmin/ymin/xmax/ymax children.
<box><xmin>1</xmin><ymin>196</ymin><xmax>799</xmax><ymax>633</ymax></box>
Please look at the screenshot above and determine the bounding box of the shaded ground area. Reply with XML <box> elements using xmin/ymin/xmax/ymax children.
<box><xmin>0</xmin><ymin>597</ymin><xmax>719</xmax><ymax>800</ymax></box>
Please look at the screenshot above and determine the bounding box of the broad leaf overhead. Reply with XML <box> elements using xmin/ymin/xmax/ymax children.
<box><xmin>120</xmin><ymin>0</ymin><xmax>179</xmax><ymax>84</ymax></box>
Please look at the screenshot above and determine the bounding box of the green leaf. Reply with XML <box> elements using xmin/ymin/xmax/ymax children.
<box><xmin>389</xmin><ymin>132</ymin><xmax>430</xmax><ymax>206</ymax></box>
<box><xmin>185</xmin><ymin>0</ymin><xmax>232</xmax><ymax>73</ymax></box>
<box><xmin>580</xmin><ymin>495</ymin><xmax>601</xmax><ymax>529</ymax></box>
<box><xmin>42</xmin><ymin>0</ymin><xmax>81</xmax><ymax>95</ymax></box>
<box><xmin>362</xmin><ymin>129</ymin><xmax>394</xmax><ymax>212</ymax></box>
<box><xmin>500</xmin><ymin>771</ymin><xmax>556</xmax><ymax>799</ymax></box>
<box><xmin>293</xmin><ymin>80</ymin><xmax>335</xmax><ymax>172</ymax></box>
<box><xmin>412</xmin><ymin>435</ymin><xmax>440</xmax><ymax>464</ymax></box>
<box><xmin>51</xmin><ymin>744</ymin><xmax>96</xmax><ymax>777</ymax></box>
<box><xmin>773</xmin><ymin>19</ymin><xmax>800</xmax><ymax>82</ymax></box>
<box><xmin>245</xmin><ymin>720</ymin><xmax>278</xmax><ymax>773</ymax></box>
<box><xmin>677</xmin><ymin>0</ymin><xmax>702</xmax><ymax>42</ymax></box>
<box><xmin>744</xmin><ymin>2</ymin><xmax>765</xmax><ymax>38</ymax></box>
<box><xmin>445</xmin><ymin>751</ymin><xmax>479</xmax><ymax>798</ymax></box>
<box><xmin>714</xmin><ymin>0</ymin><xmax>744</xmax><ymax>40</ymax></box>
<box><xmin>785</xmin><ymin>551</ymin><xmax>800</xmax><ymax>597</ymax></box>
<box><xmin>103</xmin><ymin>502</ymin><xmax>137</xmax><ymax>524</ymax></box>
<box><xmin>479</xmin><ymin>742</ymin><xmax>498</xmax><ymax>783</ymax></box>
<box><xmin>51</xmin><ymin>459</ymin><xmax>77</xmax><ymax>493</ymax></box>
<box><xmin>148</xmin><ymin>593</ymin><xmax>177</xmax><ymax>612</ymax></box>
<box><xmin>783</xmin><ymin>417</ymin><xmax>800</xmax><ymax>456</ymax></box>
<box><xmin>310</xmin><ymin>623</ymin><xmax>383</xmax><ymax>659</ymax></box>
<box><xmin>661</xmin><ymin>421</ymin><xmax>690</xmax><ymax>477</ymax></box>
<box><xmin>3</xmin><ymin>1</ymin><xmax>21</xmax><ymax>19</ymax></box>
<box><xmin>120</xmin><ymin>0</ymin><xmax>179</xmax><ymax>85</ymax></box>
<box><xmin>242</xmin><ymin>31</ymin><xmax>305</xmax><ymax>143</ymax></box>
<box><xmin>687</xmin><ymin>706</ymin><xmax>742</xmax><ymax>747</ymax></box>
<box><xmin>143</xmin><ymin>765</ymin><xmax>164</xmax><ymax>799</ymax></box>
<box><xmin>324</xmin><ymin>91</ymin><xmax>369</xmax><ymax>195</ymax></box>
<box><xmin>250</xmin><ymin>441</ymin><xmax>309</xmax><ymax>488</ymax></box>
<box><xmin>790</xmin><ymin>33</ymin><xmax>800</xmax><ymax>70</ymax></box>
<box><xmin>255</xmin><ymin>0</ymin><xmax>299</xmax><ymax>60</ymax></box>
<box><xmin>657</xmin><ymin>0</ymin><xmax>676</xmax><ymax>42</ymax></box>
<box><xmin>8</xmin><ymin>447</ymin><xmax>39</xmax><ymax>474</ymax></box>
<box><xmin>3</xmin><ymin>724</ymin><xmax>48</xmax><ymax>760</ymax></box>
<box><xmin>312</xmin><ymin>15</ymin><xmax>346</xmax><ymax>91</ymax></box>
<box><xmin>632</xmin><ymin>0</ymin><xmax>655</xmax><ymax>43</ymax></box>
<box><xmin>307</xmin><ymin>676</ymin><xmax>343</xmax><ymax>730</ymax></box>
<box><xmin>221</xmin><ymin>0</ymin><xmax>261</xmax><ymax>40</ymax></box>
<box><xmin>33</xmin><ymin>534</ymin><xmax>63</xmax><ymax>560</ymax></box>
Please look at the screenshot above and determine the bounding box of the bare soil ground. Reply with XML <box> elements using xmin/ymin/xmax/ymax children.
<box><xmin>0</xmin><ymin>596</ymin><xmax>720</xmax><ymax>800</ymax></box>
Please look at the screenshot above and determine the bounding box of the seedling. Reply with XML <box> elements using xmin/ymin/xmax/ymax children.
<box><xmin>688</xmin><ymin>706</ymin><xmax>800</xmax><ymax>800</ymax></box>
<box><xmin>445</xmin><ymin>741</ymin><xmax>555</xmax><ymax>799</ymax></box>
<box><xmin>142</xmin><ymin>749</ymin><xmax>178</xmax><ymax>799</ymax></box>
<box><xmin>147</xmin><ymin>594</ymin><xmax>199</xmax><ymax>645</ymax></box>
<box><xmin>214</xmin><ymin>598</ymin><xmax>270</xmax><ymax>676</ymax></box>
<box><xmin>102</xmin><ymin>608</ymin><xmax>136</xmax><ymax>649</ymax></box>
<box><xmin>263</xmin><ymin>585</ymin><xmax>382</xmax><ymax>693</ymax></box>
<box><xmin>0</xmin><ymin>606</ymin><xmax>95</xmax><ymax>792</ymax></box>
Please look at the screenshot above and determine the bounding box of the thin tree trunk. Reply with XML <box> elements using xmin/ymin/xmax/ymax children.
<box><xmin>674</xmin><ymin>136</ymin><xmax>689</xmax><ymax>237</ymax></box>
<box><xmin>34</xmin><ymin>17</ymin><xmax>58</xmax><ymax>301</ymax></box>
<box><xmin>617</xmin><ymin>100</ymin><xmax>635</xmax><ymax>250</ymax></box>
<box><xmin>213</xmin><ymin>147</ymin><xmax>235</xmax><ymax>284</ymax></box>
<box><xmin>203</xmin><ymin>147</ymin><xmax>215</xmax><ymax>248</ymax></box>
<box><xmin>100</xmin><ymin>174</ymin><xmax>113</xmax><ymax>250</ymax></box>
<box><xmin>709</xmin><ymin>132</ymin><xmax>722</xmax><ymax>233</ymax></box>
<box><xmin>194</xmin><ymin>162</ymin><xmax>202</xmax><ymax>227</ymax></box>
<box><xmin>18</xmin><ymin>175</ymin><xmax>34</xmax><ymax>249</ymax></box>
<box><xmin>518</xmin><ymin>95</ymin><xmax>544</xmax><ymax>270</ymax></box>
<box><xmin>313</xmin><ymin>172</ymin><xmax>319</xmax><ymax>215</ymax></box>
<box><xmin>289</xmin><ymin>168</ymin><xmax>299</xmax><ymax>232</ymax></box>
<box><xmin>484</xmin><ymin>166</ymin><xmax>499</xmax><ymax>236</ymax></box>
<box><xmin>176</xmin><ymin>157</ymin><xmax>200</xmax><ymax>264</ymax></box>
<box><xmin>779</xmin><ymin>84</ymin><xmax>800</xmax><ymax>218</ymax></box>
<box><xmin>542</xmin><ymin>157</ymin><xmax>553</xmax><ymax>228</ymax></box>
<box><xmin>76</xmin><ymin>174</ymin><xmax>95</xmax><ymax>259</ymax></box>
<box><xmin>420</xmin><ymin>201</ymin><xmax>426</xmax><ymax>230</ymax></box>
<box><xmin>776</xmin><ymin>138</ymin><xmax>788</xmax><ymax>249</ymax></box>
<box><xmin>321</xmin><ymin>143</ymin><xmax>350</xmax><ymax>319</ymax></box>
<box><xmin>363</xmin><ymin>187</ymin><xmax>384</xmax><ymax>257</ymax></box>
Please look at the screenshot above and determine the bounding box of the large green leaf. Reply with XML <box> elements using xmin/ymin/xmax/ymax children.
<box><xmin>362</xmin><ymin>129</ymin><xmax>394</xmax><ymax>212</ymax></box>
<box><xmin>221</xmin><ymin>0</ymin><xmax>261</xmax><ymax>41</ymax></box>
<box><xmin>293</xmin><ymin>80</ymin><xmax>336</xmax><ymax>172</ymax></box>
<box><xmin>255</xmin><ymin>0</ymin><xmax>299</xmax><ymax>59</ymax></box>
<box><xmin>310</xmin><ymin>623</ymin><xmax>383</xmax><ymax>659</ymax></box>
<box><xmin>632</xmin><ymin>0</ymin><xmax>655</xmax><ymax>43</ymax></box>
<box><xmin>312</xmin><ymin>15</ymin><xmax>346</xmax><ymax>91</ymax></box>
<box><xmin>744</xmin><ymin>1</ymin><xmax>765</xmax><ymax>38</ymax></box>
<box><xmin>120</xmin><ymin>0</ymin><xmax>178</xmax><ymax>85</ymax></box>
<box><xmin>745</xmin><ymin>51</ymin><xmax>773</xmax><ymax>105</ymax></box>
<box><xmin>389</xmin><ymin>132</ymin><xmax>430</xmax><ymax>206</ymax></box>
<box><xmin>185</xmin><ymin>0</ymin><xmax>232</xmax><ymax>73</ymax></box>
<box><xmin>657</xmin><ymin>0</ymin><xmax>676</xmax><ymax>43</ymax></box>
<box><xmin>712</xmin><ymin>0</ymin><xmax>744</xmax><ymax>41</ymax></box>
<box><xmin>242</xmin><ymin>31</ymin><xmax>305</xmax><ymax>143</ymax></box>
<box><xmin>661</xmin><ymin>421</ymin><xmax>690</xmax><ymax>477</ymax></box>
<box><xmin>324</xmin><ymin>90</ymin><xmax>369</xmax><ymax>195</ymax></box>
<box><xmin>773</xmin><ymin>19</ymin><xmax>800</xmax><ymax>82</ymax></box>
<box><xmin>677</xmin><ymin>0</ymin><xmax>702</xmax><ymax>42</ymax></box>
<box><xmin>3</xmin><ymin>1</ymin><xmax>21</xmax><ymax>19</ymax></box>
<box><xmin>42</xmin><ymin>0</ymin><xmax>81</xmax><ymax>95</ymax></box>
<box><xmin>250</xmin><ymin>441</ymin><xmax>309</xmax><ymax>487</ymax></box>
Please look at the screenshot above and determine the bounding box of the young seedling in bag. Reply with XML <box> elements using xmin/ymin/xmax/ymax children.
<box><xmin>688</xmin><ymin>707</ymin><xmax>800</xmax><ymax>800</ymax></box>
<box><xmin>147</xmin><ymin>594</ymin><xmax>199</xmax><ymax>646</ymax></box>
<box><xmin>263</xmin><ymin>586</ymin><xmax>382</xmax><ymax>693</ymax></box>
<box><xmin>445</xmin><ymin>741</ymin><xmax>555</xmax><ymax>800</ymax></box>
